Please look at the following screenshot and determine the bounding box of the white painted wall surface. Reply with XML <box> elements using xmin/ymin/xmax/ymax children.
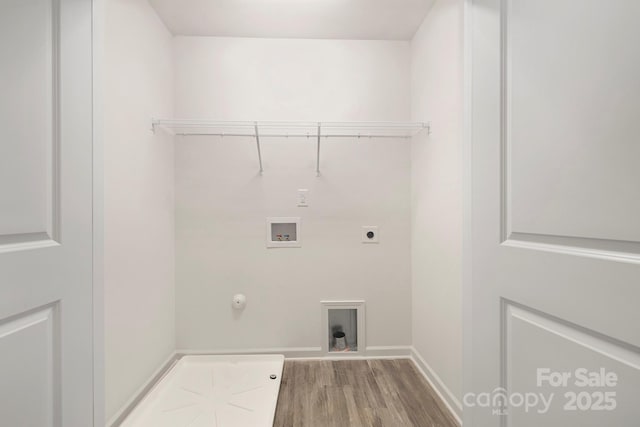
<box><xmin>173</xmin><ymin>37</ymin><xmax>410</xmax><ymax>122</ymax></box>
<box><xmin>410</xmin><ymin>0</ymin><xmax>464</xmax><ymax>414</ymax></box>
<box><xmin>104</xmin><ymin>0</ymin><xmax>175</xmax><ymax>421</ymax></box>
<box><xmin>174</xmin><ymin>37</ymin><xmax>413</xmax><ymax>351</ymax></box>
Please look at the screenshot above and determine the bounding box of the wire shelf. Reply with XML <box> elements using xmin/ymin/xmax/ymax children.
<box><xmin>151</xmin><ymin>119</ymin><xmax>430</xmax><ymax>175</ymax></box>
<box><xmin>152</xmin><ymin>120</ymin><xmax>429</xmax><ymax>138</ymax></box>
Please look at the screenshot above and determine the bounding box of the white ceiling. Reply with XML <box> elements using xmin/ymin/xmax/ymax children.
<box><xmin>148</xmin><ymin>0</ymin><xmax>435</xmax><ymax>40</ymax></box>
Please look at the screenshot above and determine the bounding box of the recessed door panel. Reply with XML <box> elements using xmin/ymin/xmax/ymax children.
<box><xmin>505</xmin><ymin>304</ymin><xmax>640</xmax><ymax>427</ymax></box>
<box><xmin>0</xmin><ymin>0</ymin><xmax>57</xmax><ymax>243</ymax></box>
<box><xmin>506</xmin><ymin>0</ymin><xmax>640</xmax><ymax>247</ymax></box>
<box><xmin>0</xmin><ymin>306</ymin><xmax>58</xmax><ymax>427</ymax></box>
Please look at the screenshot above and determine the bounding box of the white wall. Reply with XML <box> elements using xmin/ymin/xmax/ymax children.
<box><xmin>174</xmin><ymin>37</ymin><xmax>413</xmax><ymax>352</ymax></box>
<box><xmin>104</xmin><ymin>0</ymin><xmax>174</xmax><ymax>421</ymax></box>
<box><xmin>173</xmin><ymin>37</ymin><xmax>410</xmax><ymax>122</ymax></box>
<box><xmin>411</xmin><ymin>0</ymin><xmax>464</xmax><ymax>417</ymax></box>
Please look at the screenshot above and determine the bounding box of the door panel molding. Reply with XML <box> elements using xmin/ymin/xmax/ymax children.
<box><xmin>0</xmin><ymin>302</ymin><xmax>60</xmax><ymax>427</ymax></box>
<box><xmin>0</xmin><ymin>0</ymin><xmax>61</xmax><ymax>251</ymax></box>
<box><xmin>502</xmin><ymin>300</ymin><xmax>640</xmax><ymax>389</ymax></box>
<box><xmin>0</xmin><ymin>232</ymin><xmax>60</xmax><ymax>254</ymax></box>
<box><xmin>503</xmin><ymin>233</ymin><xmax>640</xmax><ymax>265</ymax></box>
<box><xmin>499</xmin><ymin>0</ymin><xmax>640</xmax><ymax>263</ymax></box>
<box><xmin>502</xmin><ymin>300</ymin><xmax>640</xmax><ymax>426</ymax></box>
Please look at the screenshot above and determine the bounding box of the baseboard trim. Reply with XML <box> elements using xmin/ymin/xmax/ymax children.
<box><xmin>108</xmin><ymin>351</ymin><xmax>178</xmax><ymax>427</ymax></box>
<box><xmin>410</xmin><ymin>347</ymin><xmax>462</xmax><ymax>426</ymax></box>
<box><xmin>365</xmin><ymin>345</ymin><xmax>412</xmax><ymax>357</ymax></box>
<box><xmin>177</xmin><ymin>345</ymin><xmax>412</xmax><ymax>360</ymax></box>
<box><xmin>177</xmin><ymin>346</ymin><xmax>323</xmax><ymax>358</ymax></box>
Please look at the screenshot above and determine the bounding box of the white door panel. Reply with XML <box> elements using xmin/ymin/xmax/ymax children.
<box><xmin>506</xmin><ymin>303</ymin><xmax>640</xmax><ymax>427</ymax></box>
<box><xmin>506</xmin><ymin>0</ymin><xmax>640</xmax><ymax>246</ymax></box>
<box><xmin>0</xmin><ymin>0</ymin><xmax>94</xmax><ymax>426</ymax></box>
<box><xmin>467</xmin><ymin>0</ymin><xmax>640</xmax><ymax>425</ymax></box>
<box><xmin>0</xmin><ymin>0</ymin><xmax>56</xmax><ymax>241</ymax></box>
<box><xmin>0</xmin><ymin>306</ymin><xmax>57</xmax><ymax>427</ymax></box>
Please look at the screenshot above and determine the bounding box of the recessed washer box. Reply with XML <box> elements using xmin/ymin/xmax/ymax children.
<box><xmin>266</xmin><ymin>217</ymin><xmax>301</xmax><ymax>248</ymax></box>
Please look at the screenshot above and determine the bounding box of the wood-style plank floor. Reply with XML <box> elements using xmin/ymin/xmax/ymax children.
<box><xmin>273</xmin><ymin>359</ymin><xmax>459</xmax><ymax>427</ymax></box>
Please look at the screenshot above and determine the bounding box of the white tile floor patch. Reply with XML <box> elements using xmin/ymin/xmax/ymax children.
<box><xmin>121</xmin><ymin>355</ymin><xmax>285</xmax><ymax>427</ymax></box>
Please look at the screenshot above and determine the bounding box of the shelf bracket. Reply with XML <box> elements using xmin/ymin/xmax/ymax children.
<box><xmin>254</xmin><ymin>122</ymin><xmax>264</xmax><ymax>175</ymax></box>
<box><xmin>316</xmin><ymin>123</ymin><xmax>321</xmax><ymax>177</ymax></box>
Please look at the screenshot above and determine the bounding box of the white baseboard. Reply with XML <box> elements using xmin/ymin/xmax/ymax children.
<box><xmin>108</xmin><ymin>351</ymin><xmax>178</xmax><ymax>427</ymax></box>
<box><xmin>176</xmin><ymin>345</ymin><xmax>412</xmax><ymax>360</ymax></box>
<box><xmin>177</xmin><ymin>346</ymin><xmax>324</xmax><ymax>358</ymax></box>
<box><xmin>364</xmin><ymin>345</ymin><xmax>412</xmax><ymax>358</ymax></box>
<box><xmin>410</xmin><ymin>346</ymin><xmax>462</xmax><ymax>426</ymax></box>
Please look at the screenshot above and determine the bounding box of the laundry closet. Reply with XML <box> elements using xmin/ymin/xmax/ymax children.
<box><xmin>103</xmin><ymin>0</ymin><xmax>463</xmax><ymax>425</ymax></box>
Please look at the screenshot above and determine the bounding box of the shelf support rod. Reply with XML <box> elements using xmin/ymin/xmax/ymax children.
<box><xmin>316</xmin><ymin>123</ymin><xmax>321</xmax><ymax>176</ymax></box>
<box><xmin>254</xmin><ymin>122</ymin><xmax>264</xmax><ymax>175</ymax></box>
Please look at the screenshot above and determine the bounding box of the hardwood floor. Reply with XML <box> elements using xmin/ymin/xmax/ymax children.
<box><xmin>273</xmin><ymin>359</ymin><xmax>459</xmax><ymax>427</ymax></box>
